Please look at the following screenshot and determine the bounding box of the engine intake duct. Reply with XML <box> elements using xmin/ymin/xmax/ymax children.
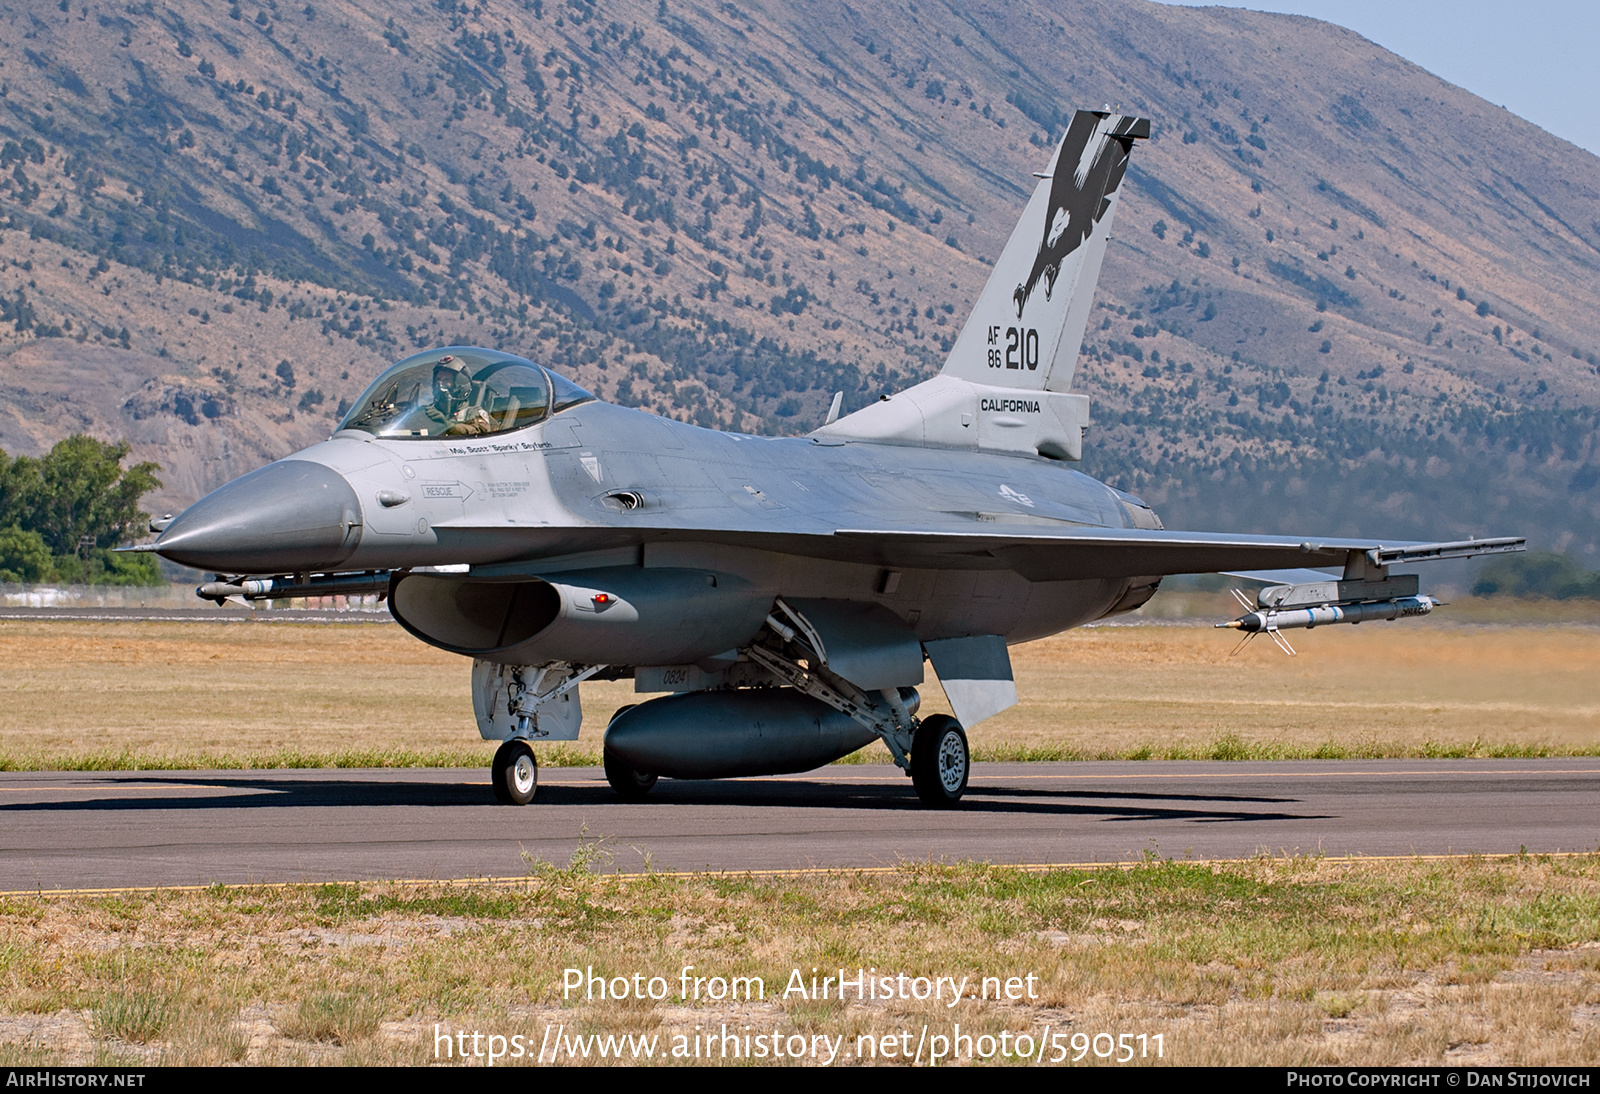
<box><xmin>389</xmin><ymin>572</ymin><xmax>561</xmax><ymax>653</ymax></box>
<box><xmin>605</xmin><ymin>688</ymin><xmax>917</xmax><ymax>780</ymax></box>
<box><xmin>388</xmin><ymin>566</ymin><xmax>770</xmax><ymax>665</ymax></box>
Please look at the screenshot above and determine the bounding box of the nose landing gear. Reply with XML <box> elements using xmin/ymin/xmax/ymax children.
<box><xmin>491</xmin><ymin>738</ymin><xmax>538</xmax><ymax>804</ymax></box>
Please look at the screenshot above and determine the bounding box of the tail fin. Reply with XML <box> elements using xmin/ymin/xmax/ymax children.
<box><xmin>814</xmin><ymin>109</ymin><xmax>1147</xmax><ymax>457</ymax></box>
<box><xmin>941</xmin><ymin>110</ymin><xmax>1148</xmax><ymax>393</ymax></box>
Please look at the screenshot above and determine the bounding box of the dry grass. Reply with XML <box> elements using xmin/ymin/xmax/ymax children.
<box><xmin>0</xmin><ymin>618</ymin><xmax>1595</xmax><ymax>768</ymax></box>
<box><xmin>0</xmin><ymin>855</ymin><xmax>1595</xmax><ymax>1065</ymax></box>
<box><xmin>973</xmin><ymin>620</ymin><xmax>1600</xmax><ymax>759</ymax></box>
<box><xmin>277</xmin><ymin>993</ymin><xmax>386</xmax><ymax>1046</ymax></box>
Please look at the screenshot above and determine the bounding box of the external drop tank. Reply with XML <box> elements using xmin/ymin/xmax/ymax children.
<box><xmin>604</xmin><ymin>688</ymin><xmax>920</xmax><ymax>779</ymax></box>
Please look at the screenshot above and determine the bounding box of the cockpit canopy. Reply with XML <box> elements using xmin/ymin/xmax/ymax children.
<box><xmin>337</xmin><ymin>348</ymin><xmax>595</xmax><ymax>440</ymax></box>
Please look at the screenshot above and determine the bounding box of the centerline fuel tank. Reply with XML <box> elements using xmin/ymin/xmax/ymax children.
<box><xmin>603</xmin><ymin>688</ymin><xmax>917</xmax><ymax>779</ymax></box>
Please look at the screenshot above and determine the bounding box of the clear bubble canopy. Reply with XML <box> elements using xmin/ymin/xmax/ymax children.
<box><xmin>337</xmin><ymin>347</ymin><xmax>594</xmax><ymax>440</ymax></box>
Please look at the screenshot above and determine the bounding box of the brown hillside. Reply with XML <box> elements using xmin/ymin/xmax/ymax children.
<box><xmin>0</xmin><ymin>0</ymin><xmax>1595</xmax><ymax>557</ymax></box>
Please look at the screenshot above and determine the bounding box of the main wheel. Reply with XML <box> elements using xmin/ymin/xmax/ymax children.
<box><xmin>491</xmin><ymin>738</ymin><xmax>538</xmax><ymax>805</ymax></box>
<box><xmin>910</xmin><ymin>715</ymin><xmax>969</xmax><ymax>807</ymax></box>
<box><xmin>603</xmin><ymin>746</ymin><xmax>658</xmax><ymax>800</ymax></box>
<box><xmin>603</xmin><ymin>705</ymin><xmax>657</xmax><ymax>800</ymax></box>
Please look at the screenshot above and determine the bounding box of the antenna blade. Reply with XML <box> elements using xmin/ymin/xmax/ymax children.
<box><xmin>824</xmin><ymin>391</ymin><xmax>843</xmax><ymax>426</ymax></box>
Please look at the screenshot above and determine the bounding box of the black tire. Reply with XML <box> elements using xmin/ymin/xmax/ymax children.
<box><xmin>603</xmin><ymin>747</ymin><xmax>658</xmax><ymax>800</ymax></box>
<box><xmin>910</xmin><ymin>715</ymin><xmax>969</xmax><ymax>807</ymax></box>
<box><xmin>603</xmin><ymin>705</ymin><xmax>657</xmax><ymax>800</ymax></box>
<box><xmin>491</xmin><ymin>738</ymin><xmax>538</xmax><ymax>805</ymax></box>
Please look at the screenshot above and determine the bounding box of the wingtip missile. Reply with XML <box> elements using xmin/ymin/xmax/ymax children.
<box><xmin>1222</xmin><ymin>595</ymin><xmax>1440</xmax><ymax>638</ymax></box>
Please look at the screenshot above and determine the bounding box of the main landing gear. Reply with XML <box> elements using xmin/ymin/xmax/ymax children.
<box><xmin>603</xmin><ymin>748</ymin><xmax>658</xmax><ymax>800</ymax></box>
<box><xmin>746</xmin><ymin>608</ymin><xmax>970</xmax><ymax>808</ymax></box>
<box><xmin>910</xmin><ymin>715</ymin><xmax>969</xmax><ymax>808</ymax></box>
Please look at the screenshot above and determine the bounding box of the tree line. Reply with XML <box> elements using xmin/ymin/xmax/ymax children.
<box><xmin>0</xmin><ymin>437</ymin><xmax>163</xmax><ymax>585</ymax></box>
<box><xmin>1471</xmin><ymin>552</ymin><xmax>1600</xmax><ymax>601</ymax></box>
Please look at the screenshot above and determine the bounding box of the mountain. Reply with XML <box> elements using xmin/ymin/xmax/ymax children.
<box><xmin>1</xmin><ymin>0</ymin><xmax>1596</xmax><ymax>560</ymax></box>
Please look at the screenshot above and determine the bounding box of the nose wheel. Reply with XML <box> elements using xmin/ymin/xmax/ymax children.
<box><xmin>910</xmin><ymin>715</ymin><xmax>969</xmax><ymax>807</ymax></box>
<box><xmin>492</xmin><ymin>739</ymin><xmax>538</xmax><ymax>805</ymax></box>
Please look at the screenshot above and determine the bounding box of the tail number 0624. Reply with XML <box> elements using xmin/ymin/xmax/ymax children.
<box><xmin>987</xmin><ymin>327</ymin><xmax>1040</xmax><ymax>370</ymax></box>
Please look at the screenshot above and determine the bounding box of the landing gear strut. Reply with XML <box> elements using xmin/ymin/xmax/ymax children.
<box><xmin>491</xmin><ymin>738</ymin><xmax>538</xmax><ymax>805</ymax></box>
<box><xmin>748</xmin><ymin>605</ymin><xmax>968</xmax><ymax>807</ymax></box>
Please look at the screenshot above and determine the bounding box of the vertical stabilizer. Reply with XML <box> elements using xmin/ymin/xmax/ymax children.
<box><xmin>941</xmin><ymin>110</ymin><xmax>1148</xmax><ymax>393</ymax></box>
<box><xmin>815</xmin><ymin>108</ymin><xmax>1146</xmax><ymax>456</ymax></box>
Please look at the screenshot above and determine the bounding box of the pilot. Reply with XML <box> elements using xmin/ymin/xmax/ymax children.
<box><xmin>426</xmin><ymin>357</ymin><xmax>492</xmax><ymax>436</ymax></box>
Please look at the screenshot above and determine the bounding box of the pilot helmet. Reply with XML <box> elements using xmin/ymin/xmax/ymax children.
<box><xmin>432</xmin><ymin>355</ymin><xmax>471</xmax><ymax>396</ymax></box>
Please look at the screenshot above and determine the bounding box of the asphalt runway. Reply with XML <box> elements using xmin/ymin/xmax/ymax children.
<box><xmin>2</xmin><ymin>759</ymin><xmax>1597</xmax><ymax>891</ymax></box>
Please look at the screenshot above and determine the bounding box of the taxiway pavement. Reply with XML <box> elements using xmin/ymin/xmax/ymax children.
<box><xmin>2</xmin><ymin>760</ymin><xmax>1596</xmax><ymax>891</ymax></box>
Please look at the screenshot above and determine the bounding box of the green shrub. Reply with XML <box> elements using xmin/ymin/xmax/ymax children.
<box><xmin>0</xmin><ymin>526</ymin><xmax>53</xmax><ymax>583</ymax></box>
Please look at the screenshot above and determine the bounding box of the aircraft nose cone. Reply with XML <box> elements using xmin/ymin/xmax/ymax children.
<box><xmin>155</xmin><ymin>459</ymin><xmax>363</xmax><ymax>573</ymax></box>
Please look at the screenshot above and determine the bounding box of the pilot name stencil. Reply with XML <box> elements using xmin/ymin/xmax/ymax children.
<box><xmin>448</xmin><ymin>441</ymin><xmax>548</xmax><ymax>455</ymax></box>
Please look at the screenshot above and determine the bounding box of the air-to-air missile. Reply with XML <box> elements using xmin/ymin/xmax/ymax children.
<box><xmin>1217</xmin><ymin>539</ymin><xmax>1521</xmax><ymax>653</ymax></box>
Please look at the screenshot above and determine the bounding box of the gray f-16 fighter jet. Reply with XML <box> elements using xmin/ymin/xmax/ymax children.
<box><xmin>147</xmin><ymin>109</ymin><xmax>1521</xmax><ymax>807</ymax></box>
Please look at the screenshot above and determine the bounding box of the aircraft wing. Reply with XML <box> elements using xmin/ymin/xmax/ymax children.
<box><xmin>823</xmin><ymin>528</ymin><xmax>1525</xmax><ymax>581</ymax></box>
<box><xmin>461</xmin><ymin>524</ymin><xmax>1522</xmax><ymax>582</ymax></box>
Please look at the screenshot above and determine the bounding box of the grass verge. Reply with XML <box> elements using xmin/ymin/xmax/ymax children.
<box><xmin>1</xmin><ymin>854</ymin><xmax>1595</xmax><ymax>1066</ymax></box>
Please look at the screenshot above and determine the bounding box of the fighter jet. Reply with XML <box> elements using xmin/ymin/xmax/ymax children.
<box><xmin>146</xmin><ymin>109</ymin><xmax>1522</xmax><ymax>807</ymax></box>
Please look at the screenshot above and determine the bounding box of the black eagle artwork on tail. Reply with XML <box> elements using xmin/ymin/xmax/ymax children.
<box><xmin>1012</xmin><ymin>112</ymin><xmax>1144</xmax><ymax>319</ymax></box>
